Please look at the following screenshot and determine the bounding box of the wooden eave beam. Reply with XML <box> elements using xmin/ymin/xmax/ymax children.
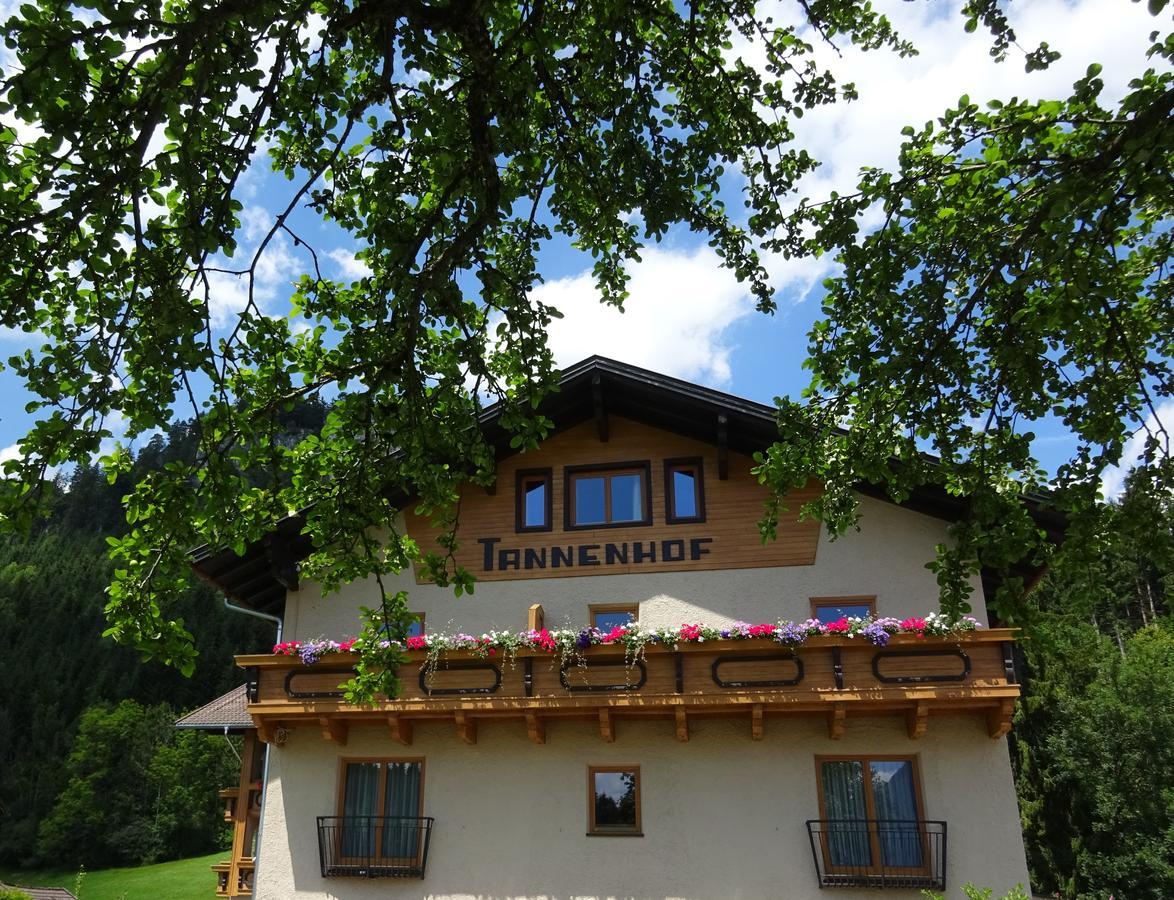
<box><xmin>828</xmin><ymin>703</ymin><xmax>846</xmax><ymax>740</ymax></box>
<box><xmin>592</xmin><ymin>373</ymin><xmax>609</xmax><ymax>442</ymax></box>
<box><xmin>751</xmin><ymin>703</ymin><xmax>764</xmax><ymax>741</ymax></box>
<box><xmin>906</xmin><ymin>701</ymin><xmax>929</xmax><ymax>740</ymax></box>
<box><xmin>265</xmin><ymin>534</ymin><xmax>300</xmax><ymax>593</ymax></box>
<box><xmin>455</xmin><ymin>712</ymin><xmax>477</xmax><ymax>745</ymax></box>
<box><xmin>675</xmin><ymin>706</ymin><xmax>689</xmax><ymax>742</ymax></box>
<box><xmin>598</xmin><ymin>707</ymin><xmax>615</xmax><ymax>742</ymax></box>
<box><xmin>716</xmin><ymin>414</ymin><xmax>729</xmax><ymax>480</ymax></box>
<box><xmin>526</xmin><ymin>712</ymin><xmax>546</xmax><ymax>745</ymax></box>
<box><xmin>320</xmin><ymin>716</ymin><xmax>347</xmax><ymax>745</ymax></box>
<box><xmin>987</xmin><ymin>699</ymin><xmax>1015</xmax><ymax>739</ymax></box>
<box><xmin>387</xmin><ymin>715</ymin><xmax>413</xmax><ymax>746</ymax></box>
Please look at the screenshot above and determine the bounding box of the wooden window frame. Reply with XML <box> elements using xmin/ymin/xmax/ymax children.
<box><xmin>335</xmin><ymin>757</ymin><xmax>427</xmax><ymax>865</ymax></box>
<box><xmin>587</xmin><ymin>764</ymin><xmax>643</xmax><ymax>836</ymax></box>
<box><xmin>663</xmin><ymin>457</ymin><xmax>706</xmax><ymax>524</ymax></box>
<box><xmin>564</xmin><ymin>461</ymin><xmax>653</xmax><ymax>531</ymax></box>
<box><xmin>810</xmin><ymin>596</ymin><xmax>877</xmax><ymax>622</ymax></box>
<box><xmin>589</xmin><ymin>603</ymin><xmax>639</xmax><ymax>630</ymax></box>
<box><xmin>515</xmin><ymin>468</ymin><xmax>553</xmax><ymax>533</ymax></box>
<box><xmin>813</xmin><ymin>754</ymin><xmax>929</xmax><ymax>879</ymax></box>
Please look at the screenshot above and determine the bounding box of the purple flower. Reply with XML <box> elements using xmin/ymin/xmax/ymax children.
<box><xmin>575</xmin><ymin>629</ymin><xmax>594</xmax><ymax>650</ymax></box>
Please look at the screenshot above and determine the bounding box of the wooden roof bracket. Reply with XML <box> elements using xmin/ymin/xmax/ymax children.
<box><xmin>264</xmin><ymin>534</ymin><xmax>300</xmax><ymax>592</ymax></box>
<box><xmin>592</xmin><ymin>373</ymin><xmax>610</xmax><ymax>442</ymax></box>
<box><xmin>717</xmin><ymin>414</ymin><xmax>729</xmax><ymax>480</ymax></box>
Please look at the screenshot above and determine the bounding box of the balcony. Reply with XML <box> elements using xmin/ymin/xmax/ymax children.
<box><xmin>806</xmin><ymin>820</ymin><xmax>946</xmax><ymax>889</ymax></box>
<box><xmin>237</xmin><ymin>626</ymin><xmax>1019</xmax><ymax>745</ymax></box>
<box><xmin>317</xmin><ymin>816</ymin><xmax>435</xmax><ymax>878</ymax></box>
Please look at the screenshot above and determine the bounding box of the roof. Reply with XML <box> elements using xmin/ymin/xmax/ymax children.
<box><xmin>190</xmin><ymin>355</ymin><xmax>1065</xmax><ymax>612</ymax></box>
<box><xmin>174</xmin><ymin>684</ymin><xmax>254</xmax><ymax>733</ymax></box>
<box><xmin>0</xmin><ymin>885</ymin><xmax>78</xmax><ymax>900</ymax></box>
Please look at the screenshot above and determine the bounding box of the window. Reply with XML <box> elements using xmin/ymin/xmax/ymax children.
<box><xmin>664</xmin><ymin>458</ymin><xmax>705</xmax><ymax>523</ymax></box>
<box><xmin>590</xmin><ymin>604</ymin><xmax>638</xmax><ymax>632</ymax></box>
<box><xmin>815</xmin><ymin>756</ymin><xmax>926</xmax><ymax>872</ymax></box>
<box><xmin>811</xmin><ymin>597</ymin><xmax>876</xmax><ymax>624</ymax></box>
<box><xmin>515</xmin><ymin>468</ymin><xmax>553</xmax><ymax>532</ymax></box>
<box><xmin>337</xmin><ymin>759</ymin><xmax>425</xmax><ymax>863</ymax></box>
<box><xmin>565</xmin><ymin>462</ymin><xmax>652</xmax><ymax>529</ymax></box>
<box><xmin>588</xmin><ymin>766</ymin><xmax>641</xmax><ymax>836</ymax></box>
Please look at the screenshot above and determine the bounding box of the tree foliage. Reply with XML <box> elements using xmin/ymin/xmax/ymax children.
<box><xmin>758</xmin><ymin>21</ymin><xmax>1173</xmax><ymax>618</ymax></box>
<box><xmin>35</xmin><ymin>700</ymin><xmax>239</xmax><ymax>868</ymax></box>
<box><xmin>0</xmin><ymin>0</ymin><xmax>1169</xmax><ymax>691</ymax></box>
<box><xmin>1012</xmin><ymin>478</ymin><xmax>1173</xmax><ymax>898</ymax></box>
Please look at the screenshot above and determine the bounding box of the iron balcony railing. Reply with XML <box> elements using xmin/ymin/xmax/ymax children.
<box><xmin>317</xmin><ymin>816</ymin><xmax>435</xmax><ymax>878</ymax></box>
<box><xmin>806</xmin><ymin>819</ymin><xmax>946</xmax><ymax>890</ymax></box>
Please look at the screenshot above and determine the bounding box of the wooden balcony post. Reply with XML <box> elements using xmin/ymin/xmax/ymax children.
<box><xmin>527</xmin><ymin>603</ymin><xmax>545</xmax><ymax>631</ymax></box>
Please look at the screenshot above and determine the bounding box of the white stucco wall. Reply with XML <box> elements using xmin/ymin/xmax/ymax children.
<box><xmin>284</xmin><ymin>495</ymin><xmax>987</xmax><ymax>642</ymax></box>
<box><xmin>253</xmin><ymin>715</ymin><xmax>1028</xmax><ymax>899</ymax></box>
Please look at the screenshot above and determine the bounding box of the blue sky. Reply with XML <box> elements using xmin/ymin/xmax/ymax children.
<box><xmin>0</xmin><ymin>0</ymin><xmax>1166</xmax><ymax>496</ymax></box>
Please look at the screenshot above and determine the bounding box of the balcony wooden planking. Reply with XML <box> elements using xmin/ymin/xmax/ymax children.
<box><xmin>238</xmin><ymin>630</ymin><xmax>1019</xmax><ymax>744</ymax></box>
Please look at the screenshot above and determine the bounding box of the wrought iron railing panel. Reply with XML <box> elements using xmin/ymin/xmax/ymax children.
<box><xmin>805</xmin><ymin>819</ymin><xmax>946</xmax><ymax>890</ymax></box>
<box><xmin>317</xmin><ymin>816</ymin><xmax>435</xmax><ymax>878</ymax></box>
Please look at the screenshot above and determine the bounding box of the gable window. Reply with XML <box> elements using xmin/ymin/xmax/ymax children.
<box><xmin>664</xmin><ymin>458</ymin><xmax>705</xmax><ymax>523</ymax></box>
<box><xmin>588</xmin><ymin>765</ymin><xmax>642</xmax><ymax>836</ymax></box>
<box><xmin>815</xmin><ymin>756</ymin><xmax>926</xmax><ymax>873</ymax></box>
<box><xmin>811</xmin><ymin>597</ymin><xmax>876</xmax><ymax>623</ymax></box>
<box><xmin>515</xmin><ymin>469</ymin><xmax>553</xmax><ymax>532</ymax></box>
<box><xmin>336</xmin><ymin>759</ymin><xmax>426</xmax><ymax>865</ymax></box>
<box><xmin>590</xmin><ymin>604</ymin><xmax>638</xmax><ymax>632</ymax></box>
<box><xmin>565</xmin><ymin>462</ymin><xmax>652</xmax><ymax>530</ymax></box>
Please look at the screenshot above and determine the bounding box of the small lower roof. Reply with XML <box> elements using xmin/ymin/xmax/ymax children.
<box><xmin>0</xmin><ymin>885</ymin><xmax>78</xmax><ymax>900</ymax></box>
<box><xmin>174</xmin><ymin>684</ymin><xmax>254</xmax><ymax>733</ymax></box>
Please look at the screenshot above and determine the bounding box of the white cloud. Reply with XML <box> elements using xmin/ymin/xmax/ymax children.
<box><xmin>327</xmin><ymin>248</ymin><xmax>374</xmax><ymax>281</ymax></box>
<box><xmin>1100</xmin><ymin>399</ymin><xmax>1174</xmax><ymax>500</ymax></box>
<box><xmin>734</xmin><ymin>0</ymin><xmax>1164</xmax><ymax>301</ymax></box>
<box><xmin>201</xmin><ymin>221</ymin><xmax>301</xmax><ymax>329</ymax></box>
<box><xmin>529</xmin><ymin>244</ymin><xmax>756</xmax><ymax>386</ymax></box>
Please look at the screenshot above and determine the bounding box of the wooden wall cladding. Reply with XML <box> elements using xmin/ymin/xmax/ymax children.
<box><xmin>405</xmin><ymin>416</ymin><xmax>821</xmax><ymax>583</ymax></box>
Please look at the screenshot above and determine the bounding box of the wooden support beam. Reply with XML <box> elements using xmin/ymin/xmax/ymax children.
<box><xmin>906</xmin><ymin>702</ymin><xmax>929</xmax><ymax>740</ymax></box>
<box><xmin>264</xmin><ymin>534</ymin><xmax>300</xmax><ymax>592</ymax></box>
<box><xmin>716</xmin><ymin>414</ymin><xmax>729</xmax><ymax>480</ymax></box>
<box><xmin>387</xmin><ymin>715</ymin><xmax>413</xmax><ymax>746</ymax></box>
<box><xmin>598</xmin><ymin>707</ymin><xmax>615</xmax><ymax>743</ymax></box>
<box><xmin>751</xmin><ymin>704</ymin><xmax>764</xmax><ymax>741</ymax></box>
<box><xmin>828</xmin><ymin>703</ymin><xmax>846</xmax><ymax>740</ymax></box>
<box><xmin>320</xmin><ymin>717</ymin><xmax>347</xmax><ymax>745</ymax></box>
<box><xmin>527</xmin><ymin>603</ymin><xmax>545</xmax><ymax>631</ymax></box>
<box><xmin>592</xmin><ymin>374</ymin><xmax>609</xmax><ymax>442</ymax></box>
<box><xmin>256</xmin><ymin>719</ymin><xmax>279</xmax><ymax>745</ymax></box>
<box><xmin>675</xmin><ymin>707</ymin><xmax>689</xmax><ymax>742</ymax></box>
<box><xmin>455</xmin><ymin>712</ymin><xmax>478</xmax><ymax>745</ymax></box>
<box><xmin>526</xmin><ymin>712</ymin><xmax>546</xmax><ymax>745</ymax></box>
<box><xmin>987</xmin><ymin>699</ymin><xmax>1015</xmax><ymax>739</ymax></box>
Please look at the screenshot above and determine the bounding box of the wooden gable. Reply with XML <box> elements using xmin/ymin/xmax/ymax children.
<box><xmin>405</xmin><ymin>416</ymin><xmax>821</xmax><ymax>583</ymax></box>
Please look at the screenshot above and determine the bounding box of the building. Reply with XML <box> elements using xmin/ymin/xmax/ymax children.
<box><xmin>193</xmin><ymin>356</ymin><xmax>1054</xmax><ymax>899</ymax></box>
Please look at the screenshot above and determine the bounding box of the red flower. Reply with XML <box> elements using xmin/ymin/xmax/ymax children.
<box><xmin>680</xmin><ymin>624</ymin><xmax>703</xmax><ymax>641</ymax></box>
<box><xmin>748</xmin><ymin>623</ymin><xmax>777</xmax><ymax>637</ymax></box>
<box><xmin>406</xmin><ymin>635</ymin><xmax>428</xmax><ymax>650</ymax></box>
<box><xmin>824</xmin><ymin>618</ymin><xmax>850</xmax><ymax>633</ymax></box>
<box><xmin>899</xmin><ymin>617</ymin><xmax>927</xmax><ymax>633</ymax></box>
<box><xmin>602</xmin><ymin>626</ymin><xmax>628</xmax><ymax>643</ymax></box>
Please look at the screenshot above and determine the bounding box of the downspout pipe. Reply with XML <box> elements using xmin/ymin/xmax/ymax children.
<box><xmin>223</xmin><ymin>598</ymin><xmax>284</xmax><ymax>895</ymax></box>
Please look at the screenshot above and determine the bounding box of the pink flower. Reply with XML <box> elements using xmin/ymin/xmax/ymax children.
<box><xmin>899</xmin><ymin>617</ymin><xmax>927</xmax><ymax>633</ymax></box>
<box><xmin>406</xmin><ymin>635</ymin><xmax>428</xmax><ymax>650</ymax></box>
<box><xmin>824</xmin><ymin>618</ymin><xmax>850</xmax><ymax>634</ymax></box>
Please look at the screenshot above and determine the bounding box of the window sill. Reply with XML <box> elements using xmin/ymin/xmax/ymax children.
<box><xmin>586</xmin><ymin>831</ymin><xmax>644</xmax><ymax>837</ymax></box>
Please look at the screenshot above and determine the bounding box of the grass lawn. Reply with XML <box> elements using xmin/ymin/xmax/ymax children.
<box><xmin>0</xmin><ymin>851</ymin><xmax>223</xmax><ymax>900</ymax></box>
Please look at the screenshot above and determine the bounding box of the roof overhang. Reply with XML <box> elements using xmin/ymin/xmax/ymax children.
<box><xmin>190</xmin><ymin>355</ymin><xmax>1065</xmax><ymax>612</ymax></box>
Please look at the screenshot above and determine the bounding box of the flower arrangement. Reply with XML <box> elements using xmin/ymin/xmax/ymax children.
<box><xmin>273</xmin><ymin>611</ymin><xmax>982</xmax><ymax>669</ymax></box>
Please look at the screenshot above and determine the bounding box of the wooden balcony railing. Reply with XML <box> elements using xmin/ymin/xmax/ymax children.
<box><xmin>237</xmin><ymin>628</ymin><xmax>1019</xmax><ymax>745</ymax></box>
